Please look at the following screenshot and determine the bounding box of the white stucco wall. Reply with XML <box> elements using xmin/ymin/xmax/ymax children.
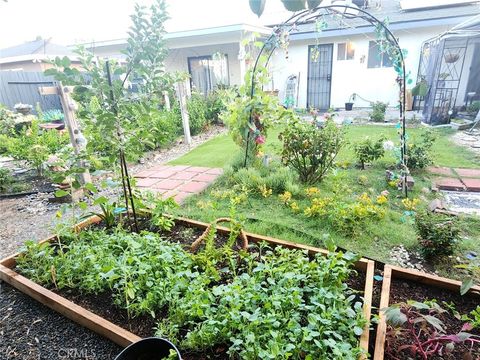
<box><xmin>165</xmin><ymin>42</ymin><xmax>242</xmax><ymax>86</ymax></box>
<box><xmin>270</xmin><ymin>26</ymin><xmax>451</xmax><ymax>109</ymax></box>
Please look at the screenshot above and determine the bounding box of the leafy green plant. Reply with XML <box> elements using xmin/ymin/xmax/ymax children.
<box><xmin>464</xmin><ymin>306</ymin><xmax>480</xmax><ymax>329</ymax></box>
<box><xmin>0</xmin><ymin>167</ymin><xmax>13</xmax><ymax>192</ymax></box>
<box><xmin>456</xmin><ymin>258</ymin><xmax>479</xmax><ymax>295</ymax></box>
<box><xmin>3</xmin><ymin>120</ymin><xmax>69</xmax><ymax>176</ymax></box>
<box><xmin>467</xmin><ymin>101</ymin><xmax>480</xmax><ymax>116</ymax></box>
<box><xmin>354</xmin><ymin>136</ymin><xmax>385</xmax><ymax>169</ymax></box>
<box><xmin>405</xmin><ymin>130</ymin><xmax>436</xmax><ymax>170</ymax></box>
<box><xmin>44</xmin><ymin>0</ymin><xmax>177</xmax><ymax>167</ymax></box>
<box><xmin>221</xmin><ymin>47</ymin><xmax>286</xmax><ymax>159</ymax></box>
<box><xmin>415</xmin><ymin>211</ymin><xmax>459</xmax><ymax>259</ymax></box>
<box><xmin>40</xmin><ymin>109</ymin><xmax>64</xmax><ymax>122</ymax></box>
<box><xmin>369</xmin><ymin>101</ymin><xmax>388</xmax><ymax>122</ymax></box>
<box><xmin>279</xmin><ymin>118</ymin><xmax>345</xmax><ymax>184</ymax></box>
<box><xmin>385</xmin><ymin>300</ymin><xmax>480</xmax><ymax>360</ymax></box>
<box><xmin>17</xmin><ymin>226</ymin><xmax>366</xmax><ymax>359</ymax></box>
<box><xmin>186</xmin><ymin>91</ymin><xmax>208</xmax><ymax>135</ymax></box>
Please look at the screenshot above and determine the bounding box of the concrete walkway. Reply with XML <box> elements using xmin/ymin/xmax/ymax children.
<box><xmin>134</xmin><ymin>165</ymin><xmax>222</xmax><ymax>204</ymax></box>
<box><xmin>428</xmin><ymin>167</ymin><xmax>480</xmax><ymax>192</ymax></box>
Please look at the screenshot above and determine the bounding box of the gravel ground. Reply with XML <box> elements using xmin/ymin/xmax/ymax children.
<box><xmin>0</xmin><ymin>283</ymin><xmax>122</xmax><ymax>360</ymax></box>
<box><xmin>0</xmin><ymin>125</ymin><xmax>227</xmax><ymax>260</ymax></box>
<box><xmin>0</xmin><ymin>126</ymin><xmax>226</xmax><ymax>359</ymax></box>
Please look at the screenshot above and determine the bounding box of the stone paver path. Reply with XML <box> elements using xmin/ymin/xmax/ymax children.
<box><xmin>428</xmin><ymin>167</ymin><xmax>480</xmax><ymax>192</ymax></box>
<box><xmin>135</xmin><ymin>165</ymin><xmax>222</xmax><ymax>203</ymax></box>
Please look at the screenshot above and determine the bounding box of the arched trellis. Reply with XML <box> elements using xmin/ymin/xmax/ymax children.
<box><xmin>245</xmin><ymin>4</ymin><xmax>409</xmax><ymax>197</ymax></box>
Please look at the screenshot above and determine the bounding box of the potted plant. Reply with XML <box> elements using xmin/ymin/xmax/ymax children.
<box><xmin>41</xmin><ymin>109</ymin><xmax>65</xmax><ymax>129</ymax></box>
<box><xmin>14</xmin><ymin>103</ymin><xmax>33</xmax><ymax>115</ymax></box>
<box><xmin>345</xmin><ymin>93</ymin><xmax>356</xmax><ymax>111</ymax></box>
<box><xmin>444</xmin><ymin>53</ymin><xmax>460</xmax><ymax>63</ymax></box>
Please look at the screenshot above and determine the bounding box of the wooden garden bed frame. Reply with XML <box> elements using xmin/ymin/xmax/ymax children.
<box><xmin>373</xmin><ymin>264</ymin><xmax>480</xmax><ymax>360</ymax></box>
<box><xmin>0</xmin><ymin>215</ymin><xmax>374</xmax><ymax>355</ymax></box>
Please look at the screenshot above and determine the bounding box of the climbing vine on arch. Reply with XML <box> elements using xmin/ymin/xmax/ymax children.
<box><xmin>245</xmin><ymin>0</ymin><xmax>411</xmax><ymax>197</ymax></box>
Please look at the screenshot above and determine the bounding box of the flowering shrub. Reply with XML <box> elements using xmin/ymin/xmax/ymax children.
<box><xmin>401</xmin><ymin>198</ymin><xmax>420</xmax><ymax>211</ymax></box>
<box><xmin>302</xmin><ymin>192</ymin><xmax>386</xmax><ymax>236</ymax></box>
<box><xmin>354</xmin><ymin>136</ymin><xmax>385</xmax><ymax>169</ymax></box>
<box><xmin>279</xmin><ymin>118</ymin><xmax>345</xmax><ymax>184</ymax></box>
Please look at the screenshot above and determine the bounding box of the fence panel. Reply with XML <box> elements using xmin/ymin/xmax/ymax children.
<box><xmin>0</xmin><ymin>72</ymin><xmax>62</xmax><ymax>113</ymax></box>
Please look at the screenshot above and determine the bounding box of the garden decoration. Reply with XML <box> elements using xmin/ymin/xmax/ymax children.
<box><xmin>245</xmin><ymin>2</ymin><xmax>410</xmax><ymax>197</ymax></box>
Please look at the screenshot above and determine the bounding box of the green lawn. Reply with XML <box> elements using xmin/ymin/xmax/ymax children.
<box><xmin>171</xmin><ymin>125</ymin><xmax>480</xmax><ymax>169</ymax></box>
<box><xmin>170</xmin><ymin>124</ymin><xmax>480</xmax><ymax>279</ymax></box>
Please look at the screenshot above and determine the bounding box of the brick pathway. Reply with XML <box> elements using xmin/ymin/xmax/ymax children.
<box><xmin>135</xmin><ymin>165</ymin><xmax>222</xmax><ymax>203</ymax></box>
<box><xmin>428</xmin><ymin>167</ymin><xmax>480</xmax><ymax>192</ymax></box>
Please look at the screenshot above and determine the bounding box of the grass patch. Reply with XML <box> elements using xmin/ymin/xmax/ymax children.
<box><xmin>171</xmin><ymin>125</ymin><xmax>480</xmax><ymax>169</ymax></box>
<box><xmin>170</xmin><ymin>124</ymin><xmax>480</xmax><ymax>278</ymax></box>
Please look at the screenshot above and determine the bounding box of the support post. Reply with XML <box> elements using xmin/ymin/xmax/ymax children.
<box><xmin>175</xmin><ymin>81</ymin><xmax>192</xmax><ymax>145</ymax></box>
<box><xmin>38</xmin><ymin>83</ymin><xmax>91</xmax><ymax>186</ymax></box>
<box><xmin>163</xmin><ymin>90</ymin><xmax>171</xmax><ymax>110</ymax></box>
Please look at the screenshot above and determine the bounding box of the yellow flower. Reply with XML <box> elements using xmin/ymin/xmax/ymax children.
<box><xmin>305</xmin><ymin>187</ymin><xmax>320</xmax><ymax>197</ymax></box>
<box><xmin>279</xmin><ymin>191</ymin><xmax>292</xmax><ymax>204</ymax></box>
<box><xmin>401</xmin><ymin>198</ymin><xmax>420</xmax><ymax>211</ymax></box>
<box><xmin>258</xmin><ymin>184</ymin><xmax>272</xmax><ymax>198</ymax></box>
<box><xmin>290</xmin><ymin>202</ymin><xmax>300</xmax><ymax>212</ymax></box>
<box><xmin>358</xmin><ymin>192</ymin><xmax>372</xmax><ymax>204</ymax></box>
<box><xmin>376</xmin><ymin>195</ymin><xmax>388</xmax><ymax>205</ymax></box>
<box><xmin>388</xmin><ymin>180</ymin><xmax>398</xmax><ymax>188</ymax></box>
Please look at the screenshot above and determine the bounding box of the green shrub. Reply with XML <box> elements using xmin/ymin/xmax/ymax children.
<box><xmin>369</xmin><ymin>101</ymin><xmax>388</xmax><ymax>122</ymax></box>
<box><xmin>225</xmin><ymin>160</ymin><xmax>297</xmax><ymax>196</ymax></box>
<box><xmin>279</xmin><ymin>118</ymin><xmax>345</xmax><ymax>184</ymax></box>
<box><xmin>205</xmin><ymin>88</ymin><xmax>230</xmax><ymax>124</ymax></box>
<box><xmin>415</xmin><ymin>210</ymin><xmax>460</xmax><ymax>259</ymax></box>
<box><xmin>2</xmin><ymin>120</ymin><xmax>69</xmax><ymax>175</ymax></box>
<box><xmin>406</xmin><ymin>130</ymin><xmax>436</xmax><ymax>170</ymax></box>
<box><xmin>0</xmin><ymin>168</ymin><xmax>13</xmax><ymax>192</ymax></box>
<box><xmin>354</xmin><ymin>136</ymin><xmax>385</xmax><ymax>169</ymax></box>
<box><xmin>187</xmin><ymin>92</ymin><xmax>208</xmax><ymax>135</ymax></box>
<box><xmin>467</xmin><ymin>100</ymin><xmax>480</xmax><ymax>116</ymax></box>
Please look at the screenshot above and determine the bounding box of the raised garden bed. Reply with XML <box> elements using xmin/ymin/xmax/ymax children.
<box><xmin>373</xmin><ymin>264</ymin><xmax>480</xmax><ymax>360</ymax></box>
<box><xmin>0</xmin><ymin>215</ymin><xmax>374</xmax><ymax>359</ymax></box>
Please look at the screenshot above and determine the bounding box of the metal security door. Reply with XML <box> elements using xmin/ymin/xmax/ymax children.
<box><xmin>307</xmin><ymin>44</ymin><xmax>333</xmax><ymax>110</ymax></box>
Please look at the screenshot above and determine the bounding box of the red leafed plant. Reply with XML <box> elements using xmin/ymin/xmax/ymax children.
<box><xmin>384</xmin><ymin>300</ymin><xmax>480</xmax><ymax>359</ymax></box>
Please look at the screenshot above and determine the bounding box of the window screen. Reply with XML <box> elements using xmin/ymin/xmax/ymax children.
<box><xmin>367</xmin><ymin>41</ymin><xmax>393</xmax><ymax>68</ymax></box>
<box><xmin>337</xmin><ymin>42</ymin><xmax>355</xmax><ymax>60</ymax></box>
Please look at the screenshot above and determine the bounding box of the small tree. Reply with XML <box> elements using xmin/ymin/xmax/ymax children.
<box><xmin>279</xmin><ymin>118</ymin><xmax>345</xmax><ymax>184</ymax></box>
<box><xmin>354</xmin><ymin>136</ymin><xmax>385</xmax><ymax>170</ymax></box>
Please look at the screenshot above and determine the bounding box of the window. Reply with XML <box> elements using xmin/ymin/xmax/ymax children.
<box><xmin>367</xmin><ymin>41</ymin><xmax>393</xmax><ymax>68</ymax></box>
<box><xmin>187</xmin><ymin>53</ymin><xmax>229</xmax><ymax>94</ymax></box>
<box><xmin>337</xmin><ymin>42</ymin><xmax>355</xmax><ymax>60</ymax></box>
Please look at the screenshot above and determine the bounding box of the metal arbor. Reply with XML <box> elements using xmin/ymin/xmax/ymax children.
<box><xmin>245</xmin><ymin>4</ymin><xmax>409</xmax><ymax>197</ymax></box>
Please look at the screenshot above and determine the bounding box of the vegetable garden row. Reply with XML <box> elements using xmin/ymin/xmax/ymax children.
<box><xmin>0</xmin><ymin>213</ymin><xmax>478</xmax><ymax>359</ymax></box>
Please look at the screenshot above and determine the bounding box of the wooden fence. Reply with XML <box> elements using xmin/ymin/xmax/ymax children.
<box><xmin>0</xmin><ymin>72</ymin><xmax>62</xmax><ymax>112</ymax></box>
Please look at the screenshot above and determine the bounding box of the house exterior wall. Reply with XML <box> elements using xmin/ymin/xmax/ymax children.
<box><xmin>0</xmin><ymin>61</ymin><xmax>43</xmax><ymax>71</ymax></box>
<box><xmin>165</xmin><ymin>42</ymin><xmax>243</xmax><ymax>87</ymax></box>
<box><xmin>270</xmin><ymin>25</ymin><xmax>451</xmax><ymax>109</ymax></box>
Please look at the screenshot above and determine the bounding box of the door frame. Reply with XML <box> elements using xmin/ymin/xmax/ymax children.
<box><xmin>187</xmin><ymin>54</ymin><xmax>230</xmax><ymax>94</ymax></box>
<box><xmin>306</xmin><ymin>43</ymin><xmax>334</xmax><ymax>110</ymax></box>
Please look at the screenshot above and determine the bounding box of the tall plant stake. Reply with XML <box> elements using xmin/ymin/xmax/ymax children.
<box><xmin>105</xmin><ymin>60</ymin><xmax>139</xmax><ymax>232</ymax></box>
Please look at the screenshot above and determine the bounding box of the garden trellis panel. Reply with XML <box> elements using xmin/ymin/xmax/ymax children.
<box><xmin>0</xmin><ymin>72</ymin><xmax>61</xmax><ymax>112</ymax></box>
